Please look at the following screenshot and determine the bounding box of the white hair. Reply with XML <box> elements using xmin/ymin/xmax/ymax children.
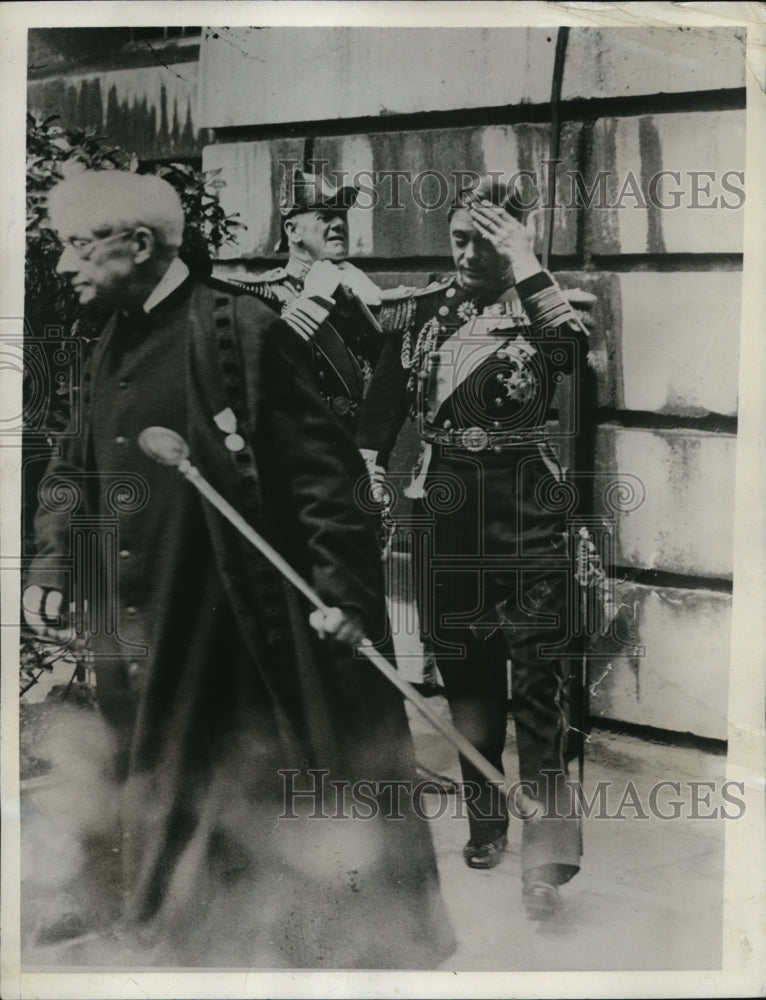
<box><xmin>47</xmin><ymin>170</ymin><xmax>185</xmax><ymax>249</ymax></box>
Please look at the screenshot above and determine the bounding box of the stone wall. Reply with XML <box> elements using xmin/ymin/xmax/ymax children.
<box><xmin>29</xmin><ymin>26</ymin><xmax>746</xmax><ymax>740</ymax></box>
<box><xmin>27</xmin><ymin>30</ymin><xmax>207</xmax><ymax>160</ymax></box>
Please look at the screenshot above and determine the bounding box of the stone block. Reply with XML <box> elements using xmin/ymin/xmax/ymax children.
<box><xmin>198</xmin><ymin>27</ymin><xmax>558</xmax><ymax>127</ymax></box>
<box><xmin>594</xmin><ymin>426</ymin><xmax>736</xmax><ymax>579</ymax></box>
<box><xmin>554</xmin><ymin>271</ymin><xmax>620</xmax><ymax>410</ymax></box>
<box><xmin>616</xmin><ymin>271</ymin><xmax>741</xmax><ymax>416</ymax></box>
<box><xmin>588</xmin><ymin>111</ymin><xmax>745</xmax><ymax>255</ymax></box>
<box><xmin>589</xmin><ymin>582</ymin><xmax>730</xmax><ymax>741</ymax></box>
<box><xmin>198</xmin><ymin>27</ymin><xmax>744</xmax><ymax>129</ymax></box>
<box><xmin>564</xmin><ymin>27</ymin><xmax>744</xmax><ymax>100</ymax></box>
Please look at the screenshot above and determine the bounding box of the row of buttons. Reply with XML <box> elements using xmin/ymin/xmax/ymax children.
<box><xmin>113</xmin><ymin>379</ymin><xmax>129</xmax><ymax>447</ymax></box>
<box><xmin>114</xmin><ymin>377</ymin><xmax>130</xmax><ymax>441</ymax></box>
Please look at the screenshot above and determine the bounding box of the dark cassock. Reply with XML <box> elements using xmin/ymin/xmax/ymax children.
<box><xmin>27</xmin><ymin>261</ymin><xmax>455</xmax><ymax>968</ymax></box>
<box><xmin>357</xmin><ymin>259</ymin><xmax>592</xmax><ymax>909</ymax></box>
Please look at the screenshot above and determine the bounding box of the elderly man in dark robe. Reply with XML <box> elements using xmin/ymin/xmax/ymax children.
<box><xmin>22</xmin><ymin>170</ymin><xmax>455</xmax><ymax>968</ymax></box>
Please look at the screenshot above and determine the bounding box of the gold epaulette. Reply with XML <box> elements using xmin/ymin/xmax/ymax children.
<box><xmin>253</xmin><ymin>266</ymin><xmax>289</xmax><ymax>284</ymax></box>
<box><xmin>377</xmin><ymin>276</ymin><xmax>454</xmax><ymax>333</ymax></box>
<box><xmin>228</xmin><ymin>272</ymin><xmax>294</xmax><ymax>308</ymax></box>
<box><xmin>225</xmin><ymin>278</ymin><xmax>278</xmax><ymax>304</ymax></box>
<box><xmin>378</xmin><ymin>290</ymin><xmax>418</xmax><ymax>334</ymax></box>
<box><xmin>414</xmin><ymin>275</ymin><xmax>455</xmax><ymax>297</ymax></box>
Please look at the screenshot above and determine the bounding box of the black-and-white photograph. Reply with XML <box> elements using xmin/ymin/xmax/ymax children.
<box><xmin>2</xmin><ymin>3</ymin><xmax>765</xmax><ymax>997</ymax></box>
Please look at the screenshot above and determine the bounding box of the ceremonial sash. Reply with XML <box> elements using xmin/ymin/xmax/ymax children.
<box><xmin>311</xmin><ymin>317</ymin><xmax>365</xmax><ymax>399</ymax></box>
<box><xmin>424</xmin><ymin>315</ymin><xmax>534</xmax><ymax>424</ymax></box>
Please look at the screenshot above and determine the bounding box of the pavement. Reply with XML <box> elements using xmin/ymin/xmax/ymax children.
<box><xmin>19</xmin><ymin>660</ymin><xmax>728</xmax><ymax>972</ymax></box>
<box><xmin>406</xmin><ymin>696</ymin><xmax>727</xmax><ymax>972</ymax></box>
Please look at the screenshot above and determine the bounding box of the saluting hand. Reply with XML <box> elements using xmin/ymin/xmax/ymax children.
<box><xmin>468</xmin><ymin>200</ymin><xmax>541</xmax><ymax>284</ymax></box>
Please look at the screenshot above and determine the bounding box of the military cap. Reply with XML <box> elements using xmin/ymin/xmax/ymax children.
<box><xmin>276</xmin><ymin>166</ymin><xmax>359</xmax><ymax>251</ymax></box>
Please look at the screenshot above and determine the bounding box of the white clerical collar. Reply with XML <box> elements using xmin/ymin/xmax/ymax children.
<box><xmin>143</xmin><ymin>257</ymin><xmax>190</xmax><ymax>314</ymax></box>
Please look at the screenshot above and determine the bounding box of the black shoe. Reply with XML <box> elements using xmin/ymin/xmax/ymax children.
<box><xmin>522</xmin><ymin>880</ymin><xmax>561</xmax><ymax>921</ymax></box>
<box><xmin>462</xmin><ymin>833</ymin><xmax>508</xmax><ymax>870</ymax></box>
<box><xmin>414</xmin><ymin>763</ymin><xmax>460</xmax><ymax>795</ymax></box>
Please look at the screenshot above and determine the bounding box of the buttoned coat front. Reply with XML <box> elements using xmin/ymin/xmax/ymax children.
<box><xmin>27</xmin><ymin>276</ymin><xmax>454</xmax><ymax>968</ymax></box>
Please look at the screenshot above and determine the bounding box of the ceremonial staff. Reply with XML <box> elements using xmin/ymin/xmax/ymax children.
<box><xmin>138</xmin><ymin>426</ymin><xmax>536</xmax><ymax>815</ymax></box>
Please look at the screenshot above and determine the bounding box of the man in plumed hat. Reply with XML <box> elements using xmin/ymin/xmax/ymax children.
<box><xmin>232</xmin><ymin>165</ymin><xmax>385</xmax><ymax>435</ymax></box>
<box><xmin>357</xmin><ymin>173</ymin><xmax>594</xmax><ymax>920</ymax></box>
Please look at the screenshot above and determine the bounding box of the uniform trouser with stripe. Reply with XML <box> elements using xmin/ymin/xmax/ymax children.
<box><xmin>411</xmin><ymin>446</ymin><xmax>582</xmax><ymax>884</ymax></box>
<box><xmin>435</xmin><ymin>629</ymin><xmax>581</xmax><ymax>884</ymax></box>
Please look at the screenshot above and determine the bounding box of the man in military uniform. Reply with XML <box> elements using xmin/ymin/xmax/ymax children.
<box><xmin>233</xmin><ymin>167</ymin><xmax>384</xmax><ymax>435</ymax></box>
<box><xmin>357</xmin><ymin>175</ymin><xmax>591</xmax><ymax>921</ymax></box>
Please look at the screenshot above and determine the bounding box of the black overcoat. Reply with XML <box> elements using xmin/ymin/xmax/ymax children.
<box><xmin>28</xmin><ymin>276</ymin><xmax>455</xmax><ymax>968</ymax></box>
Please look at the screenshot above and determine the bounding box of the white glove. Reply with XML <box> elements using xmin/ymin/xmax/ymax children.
<box><xmin>309</xmin><ymin>606</ymin><xmax>366</xmax><ymax>647</ymax></box>
<box><xmin>360</xmin><ymin>449</ymin><xmax>390</xmax><ymax>506</ymax></box>
<box><xmin>303</xmin><ymin>260</ymin><xmax>343</xmax><ymax>300</ymax></box>
<box><xmin>23</xmin><ymin>585</ymin><xmax>65</xmax><ymax>639</ymax></box>
<box><xmin>337</xmin><ymin>263</ymin><xmax>383</xmax><ymax>308</ymax></box>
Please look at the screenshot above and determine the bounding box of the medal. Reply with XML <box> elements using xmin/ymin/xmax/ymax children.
<box><xmin>224</xmin><ymin>433</ymin><xmax>245</xmax><ymax>452</ymax></box>
<box><xmin>214</xmin><ymin>407</ymin><xmax>245</xmax><ymax>452</ymax></box>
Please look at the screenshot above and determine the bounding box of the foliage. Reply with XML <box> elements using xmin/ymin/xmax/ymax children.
<box><xmin>151</xmin><ymin>161</ymin><xmax>244</xmax><ymax>262</ymax></box>
<box><xmin>20</xmin><ymin>631</ymin><xmax>93</xmax><ymax>698</ymax></box>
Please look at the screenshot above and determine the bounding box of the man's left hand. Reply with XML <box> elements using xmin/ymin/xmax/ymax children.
<box><xmin>469</xmin><ymin>200</ymin><xmax>541</xmax><ymax>284</ymax></box>
<box><xmin>303</xmin><ymin>259</ymin><xmax>344</xmax><ymax>300</ymax></box>
<box><xmin>309</xmin><ymin>606</ymin><xmax>366</xmax><ymax>647</ymax></box>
